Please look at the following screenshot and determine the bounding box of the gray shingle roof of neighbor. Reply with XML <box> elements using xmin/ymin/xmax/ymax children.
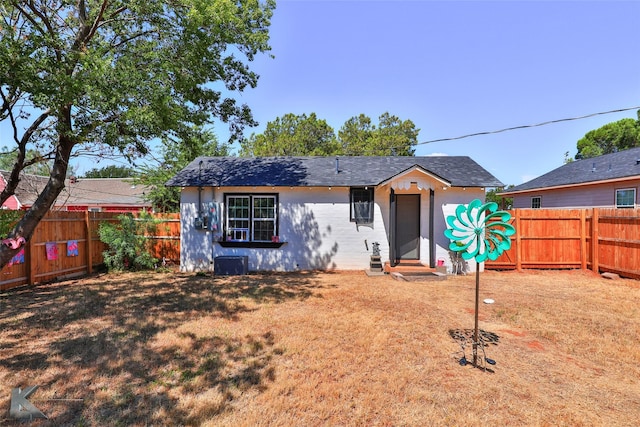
<box><xmin>0</xmin><ymin>171</ymin><xmax>150</xmax><ymax>207</ymax></box>
<box><xmin>165</xmin><ymin>156</ymin><xmax>503</xmax><ymax>188</ymax></box>
<box><xmin>503</xmin><ymin>146</ymin><xmax>640</xmax><ymax>194</ymax></box>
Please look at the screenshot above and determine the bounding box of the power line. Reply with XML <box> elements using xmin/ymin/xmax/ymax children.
<box><xmin>416</xmin><ymin>106</ymin><xmax>640</xmax><ymax>146</ymax></box>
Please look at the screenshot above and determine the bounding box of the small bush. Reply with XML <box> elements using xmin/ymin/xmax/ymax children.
<box><xmin>0</xmin><ymin>210</ymin><xmax>24</xmax><ymax>239</ymax></box>
<box><xmin>98</xmin><ymin>212</ymin><xmax>158</xmax><ymax>271</ymax></box>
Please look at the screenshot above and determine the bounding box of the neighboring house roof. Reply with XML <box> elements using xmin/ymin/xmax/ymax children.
<box><xmin>501</xmin><ymin>147</ymin><xmax>640</xmax><ymax>195</ymax></box>
<box><xmin>0</xmin><ymin>171</ymin><xmax>150</xmax><ymax>209</ymax></box>
<box><xmin>166</xmin><ymin>156</ymin><xmax>503</xmax><ymax>188</ymax></box>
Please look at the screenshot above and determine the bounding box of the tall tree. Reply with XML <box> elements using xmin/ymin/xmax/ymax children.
<box><xmin>575</xmin><ymin>113</ymin><xmax>640</xmax><ymax>159</ymax></box>
<box><xmin>240</xmin><ymin>113</ymin><xmax>339</xmax><ymax>156</ymax></box>
<box><xmin>339</xmin><ymin>112</ymin><xmax>418</xmax><ymax>156</ymax></box>
<box><xmin>337</xmin><ymin>114</ymin><xmax>375</xmax><ymax>155</ymax></box>
<box><xmin>242</xmin><ymin>112</ymin><xmax>419</xmax><ymax>157</ymax></box>
<box><xmin>137</xmin><ymin>126</ymin><xmax>229</xmax><ymax>212</ymax></box>
<box><xmin>0</xmin><ymin>0</ymin><xmax>274</xmax><ymax>267</ymax></box>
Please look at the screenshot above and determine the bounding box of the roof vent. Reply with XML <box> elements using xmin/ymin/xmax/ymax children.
<box><xmin>636</xmin><ymin>159</ymin><xmax>640</xmax><ymax>165</ymax></box>
<box><xmin>335</xmin><ymin>156</ymin><xmax>339</xmax><ymax>174</ymax></box>
<box><xmin>591</xmin><ymin>162</ymin><xmax>596</xmax><ymax>172</ymax></box>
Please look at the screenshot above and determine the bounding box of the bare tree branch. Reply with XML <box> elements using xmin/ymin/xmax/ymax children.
<box><xmin>86</xmin><ymin>0</ymin><xmax>110</xmax><ymax>41</ymax></box>
<box><xmin>11</xmin><ymin>1</ymin><xmax>46</xmax><ymax>37</ymax></box>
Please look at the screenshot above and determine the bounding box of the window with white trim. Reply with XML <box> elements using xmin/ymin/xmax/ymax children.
<box><xmin>350</xmin><ymin>187</ymin><xmax>374</xmax><ymax>224</ymax></box>
<box><xmin>226</xmin><ymin>194</ymin><xmax>277</xmax><ymax>241</ymax></box>
<box><xmin>531</xmin><ymin>196</ymin><xmax>541</xmax><ymax>209</ymax></box>
<box><xmin>615</xmin><ymin>188</ymin><xmax>636</xmax><ymax>208</ymax></box>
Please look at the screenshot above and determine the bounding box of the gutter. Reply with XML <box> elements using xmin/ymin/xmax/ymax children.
<box><xmin>500</xmin><ymin>174</ymin><xmax>640</xmax><ymax>196</ymax></box>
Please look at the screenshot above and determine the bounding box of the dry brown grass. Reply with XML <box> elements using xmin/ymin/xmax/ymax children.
<box><xmin>1</xmin><ymin>269</ymin><xmax>639</xmax><ymax>426</ymax></box>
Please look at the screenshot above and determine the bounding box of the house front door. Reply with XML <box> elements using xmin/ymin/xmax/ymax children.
<box><xmin>395</xmin><ymin>194</ymin><xmax>420</xmax><ymax>260</ymax></box>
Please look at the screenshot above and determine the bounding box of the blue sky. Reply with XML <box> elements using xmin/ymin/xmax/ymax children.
<box><xmin>4</xmin><ymin>1</ymin><xmax>639</xmax><ymax>187</ymax></box>
<box><xmin>213</xmin><ymin>0</ymin><xmax>640</xmax><ymax>186</ymax></box>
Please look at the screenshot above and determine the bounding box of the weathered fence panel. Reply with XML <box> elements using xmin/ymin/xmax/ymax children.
<box><xmin>147</xmin><ymin>213</ymin><xmax>180</xmax><ymax>264</ymax></box>
<box><xmin>0</xmin><ymin>211</ymin><xmax>180</xmax><ymax>291</ymax></box>
<box><xmin>595</xmin><ymin>208</ymin><xmax>640</xmax><ymax>278</ymax></box>
<box><xmin>5</xmin><ymin>207</ymin><xmax>640</xmax><ymax>289</ymax></box>
<box><xmin>486</xmin><ymin>208</ymin><xmax>640</xmax><ymax>279</ymax></box>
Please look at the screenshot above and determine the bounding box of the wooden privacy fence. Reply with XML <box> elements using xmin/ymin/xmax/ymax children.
<box><xmin>485</xmin><ymin>208</ymin><xmax>640</xmax><ymax>279</ymax></box>
<box><xmin>0</xmin><ymin>211</ymin><xmax>180</xmax><ymax>291</ymax></box>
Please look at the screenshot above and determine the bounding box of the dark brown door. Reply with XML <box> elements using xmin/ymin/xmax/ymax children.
<box><xmin>395</xmin><ymin>194</ymin><xmax>420</xmax><ymax>260</ymax></box>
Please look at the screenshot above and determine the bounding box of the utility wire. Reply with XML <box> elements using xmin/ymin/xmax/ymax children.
<box><xmin>415</xmin><ymin>106</ymin><xmax>640</xmax><ymax>146</ymax></box>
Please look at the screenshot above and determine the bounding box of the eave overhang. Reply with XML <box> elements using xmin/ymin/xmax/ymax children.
<box><xmin>377</xmin><ymin>165</ymin><xmax>451</xmax><ymax>190</ymax></box>
<box><xmin>500</xmin><ymin>174</ymin><xmax>640</xmax><ymax>196</ymax></box>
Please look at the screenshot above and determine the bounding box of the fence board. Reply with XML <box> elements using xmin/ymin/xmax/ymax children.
<box><xmin>0</xmin><ymin>211</ymin><xmax>181</xmax><ymax>291</ymax></box>
<box><xmin>5</xmin><ymin>207</ymin><xmax>639</xmax><ymax>289</ymax></box>
<box><xmin>486</xmin><ymin>208</ymin><xmax>640</xmax><ymax>279</ymax></box>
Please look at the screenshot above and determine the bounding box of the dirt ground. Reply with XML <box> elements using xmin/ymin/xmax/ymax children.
<box><xmin>1</xmin><ymin>269</ymin><xmax>639</xmax><ymax>426</ymax></box>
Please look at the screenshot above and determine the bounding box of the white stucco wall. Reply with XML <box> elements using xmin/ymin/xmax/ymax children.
<box><xmin>179</xmin><ymin>182</ymin><xmax>486</xmax><ymax>273</ymax></box>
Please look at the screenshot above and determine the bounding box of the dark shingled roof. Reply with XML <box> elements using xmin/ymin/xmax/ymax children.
<box><xmin>166</xmin><ymin>156</ymin><xmax>503</xmax><ymax>188</ymax></box>
<box><xmin>504</xmin><ymin>147</ymin><xmax>640</xmax><ymax>193</ymax></box>
<box><xmin>0</xmin><ymin>171</ymin><xmax>150</xmax><ymax>207</ymax></box>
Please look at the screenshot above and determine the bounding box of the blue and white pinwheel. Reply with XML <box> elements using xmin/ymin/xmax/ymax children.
<box><xmin>444</xmin><ymin>199</ymin><xmax>515</xmax><ymax>262</ymax></box>
<box><xmin>444</xmin><ymin>199</ymin><xmax>516</xmax><ymax>370</ymax></box>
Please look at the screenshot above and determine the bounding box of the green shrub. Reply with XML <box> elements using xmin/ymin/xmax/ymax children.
<box><xmin>98</xmin><ymin>212</ymin><xmax>158</xmax><ymax>271</ymax></box>
<box><xmin>0</xmin><ymin>210</ymin><xmax>24</xmax><ymax>239</ymax></box>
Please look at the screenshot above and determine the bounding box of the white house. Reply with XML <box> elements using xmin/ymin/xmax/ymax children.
<box><xmin>166</xmin><ymin>156</ymin><xmax>503</xmax><ymax>273</ymax></box>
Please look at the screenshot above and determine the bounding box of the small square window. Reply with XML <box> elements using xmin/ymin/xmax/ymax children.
<box><xmin>350</xmin><ymin>187</ymin><xmax>374</xmax><ymax>224</ymax></box>
<box><xmin>616</xmin><ymin>188</ymin><xmax>636</xmax><ymax>208</ymax></box>
<box><xmin>531</xmin><ymin>196</ymin><xmax>541</xmax><ymax>209</ymax></box>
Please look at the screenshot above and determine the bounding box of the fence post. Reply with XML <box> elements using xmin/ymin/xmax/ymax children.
<box><xmin>580</xmin><ymin>209</ymin><xmax>587</xmax><ymax>270</ymax></box>
<box><xmin>515</xmin><ymin>209</ymin><xmax>522</xmax><ymax>271</ymax></box>
<box><xmin>27</xmin><ymin>227</ymin><xmax>36</xmax><ymax>285</ymax></box>
<box><xmin>85</xmin><ymin>211</ymin><xmax>93</xmax><ymax>275</ymax></box>
<box><xmin>591</xmin><ymin>208</ymin><xmax>599</xmax><ymax>274</ymax></box>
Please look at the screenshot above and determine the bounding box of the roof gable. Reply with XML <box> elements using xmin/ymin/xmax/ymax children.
<box><xmin>505</xmin><ymin>147</ymin><xmax>640</xmax><ymax>194</ymax></box>
<box><xmin>378</xmin><ymin>165</ymin><xmax>451</xmax><ymax>188</ymax></box>
<box><xmin>166</xmin><ymin>156</ymin><xmax>503</xmax><ymax>188</ymax></box>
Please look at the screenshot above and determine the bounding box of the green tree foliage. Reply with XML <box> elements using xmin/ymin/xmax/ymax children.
<box><xmin>338</xmin><ymin>115</ymin><xmax>374</xmax><ymax>155</ymax></box>
<box><xmin>240</xmin><ymin>113</ymin><xmax>339</xmax><ymax>156</ymax></box>
<box><xmin>0</xmin><ymin>210</ymin><xmax>23</xmax><ymax>239</ymax></box>
<box><xmin>486</xmin><ymin>186</ymin><xmax>514</xmax><ymax>210</ymax></box>
<box><xmin>563</xmin><ymin>151</ymin><xmax>574</xmax><ymax>164</ymax></box>
<box><xmin>575</xmin><ymin>114</ymin><xmax>640</xmax><ymax>159</ymax></box>
<box><xmin>137</xmin><ymin>126</ymin><xmax>229</xmax><ymax>212</ymax></box>
<box><xmin>82</xmin><ymin>165</ymin><xmax>135</xmax><ymax>178</ymax></box>
<box><xmin>0</xmin><ymin>148</ymin><xmax>52</xmax><ymax>176</ymax></box>
<box><xmin>339</xmin><ymin>113</ymin><xmax>418</xmax><ymax>156</ymax></box>
<box><xmin>98</xmin><ymin>212</ymin><xmax>158</xmax><ymax>271</ymax></box>
<box><xmin>241</xmin><ymin>112</ymin><xmax>419</xmax><ymax>156</ymax></box>
<box><xmin>0</xmin><ymin>0</ymin><xmax>274</xmax><ymax>268</ymax></box>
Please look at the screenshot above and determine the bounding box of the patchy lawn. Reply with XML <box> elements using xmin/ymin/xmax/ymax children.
<box><xmin>1</xmin><ymin>269</ymin><xmax>639</xmax><ymax>426</ymax></box>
